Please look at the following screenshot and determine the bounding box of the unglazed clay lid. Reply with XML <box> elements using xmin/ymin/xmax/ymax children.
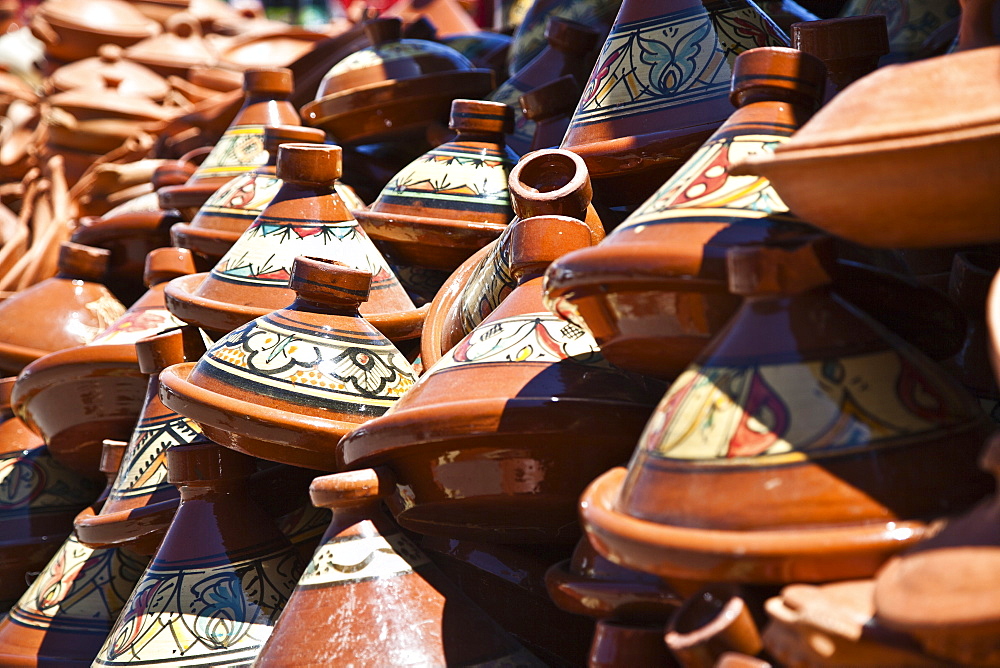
<box><xmin>36</xmin><ymin>0</ymin><xmax>161</xmax><ymax>37</ymax></box>
<box><xmin>123</xmin><ymin>12</ymin><xmax>219</xmax><ymax>72</ymax></box>
<box><xmin>48</xmin><ymin>43</ymin><xmax>170</xmax><ymax>100</ymax></box>
<box><xmin>47</xmin><ymin>84</ymin><xmax>174</xmax><ymax>122</ymax></box>
<box><xmin>160</xmin><ymin>257</ymin><xmax>418</xmax><ymax>470</ymax></box>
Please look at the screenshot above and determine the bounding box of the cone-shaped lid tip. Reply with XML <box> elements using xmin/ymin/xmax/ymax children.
<box><xmin>136</xmin><ymin>325</ymin><xmax>206</xmax><ymax>375</ymax></box>
<box><xmin>58</xmin><ymin>241</ymin><xmax>109</xmax><ymax>281</ymax></box>
<box><xmin>243</xmin><ymin>67</ymin><xmax>293</xmax><ymax>96</ymax></box>
<box><xmin>264</xmin><ymin>125</ymin><xmax>326</xmax><ymax>153</ymax></box>
<box><xmin>100</xmin><ymin>439</ymin><xmax>128</xmax><ymax>477</ymax></box>
<box><xmin>450</xmin><ymin>98</ymin><xmax>514</xmax><ymax>135</ymax></box>
<box><xmin>792</xmin><ymin>16</ymin><xmax>890</xmax><ymax>62</ymax></box>
<box><xmin>167</xmin><ymin>438</ymin><xmax>256</xmax><ymax>485</ymax></box>
<box><xmin>310</xmin><ymin>467</ymin><xmax>395</xmax><ymax>508</ymax></box>
<box><xmin>364</xmin><ymin>17</ymin><xmax>403</xmax><ymax>46</ymax></box>
<box><xmin>98</xmin><ymin>43</ymin><xmax>124</xmax><ymax>64</ymax></box>
<box><xmin>545</xmin><ymin>17</ymin><xmax>599</xmax><ymax>54</ymax></box>
<box><xmin>726</xmin><ymin>237</ymin><xmax>834</xmax><ymax>297</ymax></box>
<box><xmin>289</xmin><ymin>256</ymin><xmax>372</xmax><ymax>309</ymax></box>
<box><xmin>509</xmin><ymin>215</ymin><xmax>593</xmax><ymax>279</ymax></box>
<box><xmin>276</xmin><ymin>143</ymin><xmax>342</xmax><ymax>184</ymax></box>
<box><xmin>509</xmin><ymin>148</ymin><xmax>591</xmax><ymax>220</ymax></box>
<box><xmin>520</xmin><ymin>75</ymin><xmax>581</xmax><ymax>121</ymax></box>
<box><xmin>730</xmin><ymin>47</ymin><xmax>827</xmax><ymax>108</ymax></box>
<box><xmin>144</xmin><ymin>246</ymin><xmax>196</xmax><ymax>287</ymax></box>
<box><xmin>151</xmin><ymin>159</ymin><xmax>197</xmax><ymax>190</ymax></box>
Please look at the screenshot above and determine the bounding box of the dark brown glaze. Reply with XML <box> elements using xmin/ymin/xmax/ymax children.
<box><xmin>792</xmin><ymin>15</ymin><xmax>889</xmax><ymax>95</ymax></box>
<box><xmin>506</xmin><ymin>0</ymin><xmax>621</xmax><ymax>75</ymax></box>
<box><xmin>255</xmin><ymin>468</ymin><xmax>543</xmax><ymax>666</ymax></box>
<box><xmin>520</xmin><ymin>75</ymin><xmax>582</xmax><ymax>152</ymax></box>
<box><xmin>665</xmin><ymin>585</ymin><xmax>763</xmax><ymax>666</ymax></box>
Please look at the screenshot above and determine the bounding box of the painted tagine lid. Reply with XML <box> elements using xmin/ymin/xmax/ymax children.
<box><xmin>0</xmin><ymin>242</ymin><xmax>125</xmax><ymax>374</ymax></box>
<box><xmin>354</xmin><ymin>98</ymin><xmax>517</xmax><ymax>273</ymax></box>
<box><xmin>559</xmin><ymin>0</ymin><xmax>788</xmax><ymax>207</ymax></box>
<box><xmin>74</xmin><ymin>327</ymin><xmax>206</xmax><ymax>555</ymax></box>
<box><xmin>48</xmin><ymin>43</ymin><xmax>170</xmax><ymax>101</ymax></box>
<box><xmin>254</xmin><ymin>467</ymin><xmax>544</xmax><ymax>666</ymax></box>
<box><xmin>339</xmin><ymin>215</ymin><xmax>667</xmax><ymax>544</ymax></box>
<box><xmin>91</xmin><ymin>439</ymin><xmax>303</xmax><ymax>667</ymax></box>
<box><xmin>580</xmin><ymin>238</ymin><xmax>993</xmax><ymax>585</ymax></box>
<box><xmin>164</xmin><ymin>143</ymin><xmax>424</xmax><ymax>342</ymax></box>
<box><xmin>732</xmin><ymin>45</ymin><xmax>1000</xmax><ymax>249</ymax></box>
<box><xmin>301</xmin><ymin>18</ymin><xmax>495</xmax><ymax>146</ymax></box>
<box><xmin>160</xmin><ymin>257</ymin><xmax>418</xmax><ymax>471</ymax></box>
<box><xmin>545</xmin><ymin>46</ymin><xmax>827</xmax><ymax>380</ymax></box>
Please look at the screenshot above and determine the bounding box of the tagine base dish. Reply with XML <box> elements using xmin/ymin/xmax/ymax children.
<box><xmin>159</xmin><ymin>362</ymin><xmax>355</xmax><ymax>470</ymax></box>
<box><xmin>581</xmin><ymin>468</ymin><xmax>930</xmax><ymax>585</ymax></box>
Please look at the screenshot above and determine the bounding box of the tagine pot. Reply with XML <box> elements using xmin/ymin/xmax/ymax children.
<box><xmin>421</xmin><ymin>147</ymin><xmax>603</xmax><ymax>367</ymax></box>
<box><xmin>158</xmin><ymin>66</ymin><xmax>301</xmax><ymax>216</ymax></box>
<box><xmin>0</xmin><ymin>439</ymin><xmax>150</xmax><ymax>667</ymax></box>
<box><xmin>580</xmin><ymin>238</ymin><xmax>993</xmax><ymax>585</ymax></box>
<box><xmin>732</xmin><ymin>45</ymin><xmax>1000</xmax><ymax>249</ymax></box>
<box><xmin>0</xmin><ymin>378</ymin><xmax>103</xmax><ymax>612</ymax></box>
<box><xmin>0</xmin><ymin>242</ymin><xmax>126</xmax><ymax>375</ymax></box>
<box><xmin>339</xmin><ymin>215</ymin><xmax>666</xmax><ymax>544</ymax></box>
<box><xmin>254</xmin><ymin>467</ymin><xmax>543</xmax><ymax>666</ymax></box>
<box><xmin>301</xmin><ymin>18</ymin><xmax>495</xmax><ymax>146</ymax></box>
<box><xmin>30</xmin><ymin>0</ymin><xmax>161</xmax><ymax>64</ymax></box>
<box><xmin>164</xmin><ymin>143</ymin><xmax>424</xmax><ymax>342</ymax></box>
<box><xmin>91</xmin><ymin>440</ymin><xmax>303</xmax><ymax>667</ymax></box>
<box><xmin>121</xmin><ymin>12</ymin><xmax>219</xmax><ymax>79</ymax></box>
<box><xmin>161</xmin><ymin>257</ymin><xmax>418</xmax><ymax>471</ymax></box>
<box><xmin>47</xmin><ymin>43</ymin><xmax>170</xmax><ymax>101</ymax></box>
<box><xmin>73</xmin><ymin>327</ymin><xmax>206</xmax><ymax>555</ymax></box>
<box><xmin>520</xmin><ymin>74</ymin><xmax>582</xmax><ymax>152</ymax></box>
<box><xmin>354</xmin><ymin>98</ymin><xmax>517</xmax><ymax>274</ymax></box>
<box><xmin>12</xmin><ymin>248</ymin><xmax>196</xmax><ymax>477</ymax></box>
<box><xmin>169</xmin><ymin>124</ymin><xmax>330</xmax><ymax>266</ymax></box>
<box><xmin>545</xmin><ymin>46</ymin><xmax>827</xmax><ymax>380</ymax></box>
<box><xmin>559</xmin><ymin>0</ymin><xmax>788</xmax><ymax>207</ymax></box>
<box><xmin>506</xmin><ymin>0</ymin><xmax>621</xmax><ymax>76</ymax></box>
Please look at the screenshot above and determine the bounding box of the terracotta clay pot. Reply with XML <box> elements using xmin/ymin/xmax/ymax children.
<box><xmin>354</xmin><ymin>98</ymin><xmax>517</xmax><ymax>274</ymax></box>
<box><xmin>580</xmin><ymin>239</ymin><xmax>993</xmax><ymax>585</ymax></box>
<box><xmin>47</xmin><ymin>43</ymin><xmax>170</xmax><ymax>101</ymax></box>
<box><xmin>161</xmin><ymin>257</ymin><xmax>418</xmax><ymax>471</ymax></box>
<box><xmin>0</xmin><ymin>440</ymin><xmax>150</xmax><ymax>667</ymax></box>
<box><xmin>164</xmin><ymin>143</ymin><xmax>423</xmax><ymax>342</ymax></box>
<box><xmin>732</xmin><ymin>45</ymin><xmax>1000</xmax><ymax>249</ymax></box>
<box><xmin>73</xmin><ymin>327</ymin><xmax>206</xmax><ymax>555</ymax></box>
<box><xmin>839</xmin><ymin>0</ymin><xmax>960</xmax><ymax>63</ymax></box>
<box><xmin>301</xmin><ymin>18</ymin><xmax>495</xmax><ymax>146</ymax></box>
<box><xmin>420</xmin><ymin>147</ymin><xmax>602</xmax><ymax>367</ymax></box>
<box><xmin>0</xmin><ymin>242</ymin><xmax>126</xmax><ymax>375</ymax></box>
<box><xmin>30</xmin><ymin>0</ymin><xmax>161</xmax><ymax>64</ymax></box>
<box><xmin>559</xmin><ymin>0</ymin><xmax>788</xmax><ymax>208</ymax></box>
<box><xmin>520</xmin><ymin>74</ymin><xmax>582</xmax><ymax>152</ymax></box>
<box><xmin>122</xmin><ymin>11</ymin><xmax>219</xmax><ymax>78</ymax></box>
<box><xmin>506</xmin><ymin>0</ymin><xmax>622</xmax><ymax>75</ymax></box>
<box><xmin>665</xmin><ymin>585</ymin><xmax>764</xmax><ymax>667</ymax></box>
<box><xmin>91</xmin><ymin>440</ymin><xmax>303</xmax><ymax>667</ymax></box>
<box><xmin>254</xmin><ymin>468</ymin><xmax>543</xmax><ymax>666</ymax></box>
<box><xmin>791</xmin><ymin>15</ymin><xmax>890</xmax><ymax>96</ymax></box>
<box><xmin>874</xmin><ymin>432</ymin><xmax>1000</xmax><ymax>665</ymax></box>
<box><xmin>0</xmin><ymin>378</ymin><xmax>103</xmax><ymax>611</ymax></box>
<box><xmin>545</xmin><ymin>46</ymin><xmax>827</xmax><ymax>380</ymax></box>
<box><xmin>338</xmin><ymin>215</ymin><xmax>666</xmax><ymax>544</ymax></box>
<box><xmin>488</xmin><ymin>16</ymin><xmax>599</xmax><ymax>155</ymax></box>
<box><xmin>158</xmin><ymin>67</ymin><xmax>301</xmax><ymax>214</ymax></box>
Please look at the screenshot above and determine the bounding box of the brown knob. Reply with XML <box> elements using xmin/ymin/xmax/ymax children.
<box><xmin>0</xmin><ymin>376</ymin><xmax>14</xmax><ymax>412</ymax></box>
<box><xmin>276</xmin><ymin>143</ymin><xmax>343</xmax><ymax>185</ymax></box>
<box><xmin>450</xmin><ymin>98</ymin><xmax>514</xmax><ymax>135</ymax></box>
<box><xmin>310</xmin><ymin>467</ymin><xmax>396</xmax><ymax>508</ymax></box>
<box><xmin>545</xmin><ymin>17</ymin><xmax>599</xmax><ymax>55</ymax></box>
<box><xmin>289</xmin><ymin>256</ymin><xmax>372</xmax><ymax>309</ymax></box>
<box><xmin>168</xmin><ymin>439</ymin><xmax>256</xmax><ymax>485</ymax></box>
<box><xmin>509</xmin><ymin>148</ymin><xmax>592</xmax><ymax>221</ymax></box>
<box><xmin>136</xmin><ymin>326</ymin><xmax>206</xmax><ymax>375</ymax></box>
<box><xmin>730</xmin><ymin>46</ymin><xmax>827</xmax><ymax>109</ymax></box>
<box><xmin>57</xmin><ymin>241</ymin><xmax>109</xmax><ymax>281</ymax></box>
<box><xmin>520</xmin><ymin>75</ymin><xmax>581</xmax><ymax>121</ymax></box>
<box><xmin>792</xmin><ymin>16</ymin><xmax>889</xmax><ymax>90</ymax></box>
<box><xmin>508</xmin><ymin>215</ymin><xmax>593</xmax><ymax>280</ymax></box>
<box><xmin>243</xmin><ymin>67</ymin><xmax>293</xmax><ymax>96</ymax></box>
<box><xmin>144</xmin><ymin>246</ymin><xmax>196</xmax><ymax>287</ymax></box>
<box><xmin>100</xmin><ymin>439</ymin><xmax>128</xmax><ymax>477</ymax></box>
<box><xmin>364</xmin><ymin>17</ymin><xmax>403</xmax><ymax>46</ymax></box>
<box><xmin>264</xmin><ymin>125</ymin><xmax>327</xmax><ymax>153</ymax></box>
<box><xmin>98</xmin><ymin>43</ymin><xmax>123</xmax><ymax>63</ymax></box>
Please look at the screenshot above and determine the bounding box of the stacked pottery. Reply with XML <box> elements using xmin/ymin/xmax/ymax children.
<box><xmin>158</xmin><ymin>67</ymin><xmax>301</xmax><ymax>218</ymax></box>
<box><xmin>12</xmin><ymin>248</ymin><xmax>195</xmax><ymax>477</ymax></box>
<box><xmin>559</xmin><ymin>0</ymin><xmax>789</xmax><ymax>207</ymax></box>
<box><xmin>0</xmin><ymin>440</ymin><xmax>150</xmax><ymax>667</ymax></box>
<box><xmin>354</xmin><ymin>98</ymin><xmax>518</xmax><ymax>275</ymax></box>
<box><xmin>0</xmin><ymin>377</ymin><xmax>102</xmax><ymax>611</ymax></box>
<box><xmin>579</xmin><ymin>238</ymin><xmax>992</xmax><ymax>589</ymax></box>
<box><xmin>488</xmin><ymin>17</ymin><xmax>599</xmax><ymax>155</ymax></box>
<box><xmin>339</xmin><ymin>214</ymin><xmax>666</xmax><ymax>544</ymax></box>
<box><xmin>301</xmin><ymin>18</ymin><xmax>495</xmax><ymax>146</ymax></box>
<box><xmin>91</xmin><ymin>440</ymin><xmax>303</xmax><ymax>667</ymax></box>
<box><xmin>163</xmin><ymin>143</ymin><xmax>423</xmax><ymax>342</ymax></box>
<box><xmin>545</xmin><ymin>47</ymin><xmax>827</xmax><ymax>379</ymax></box>
<box><xmin>160</xmin><ymin>257</ymin><xmax>418</xmax><ymax>471</ymax></box>
<box><xmin>254</xmin><ymin>468</ymin><xmax>544</xmax><ymax>666</ymax></box>
<box><xmin>519</xmin><ymin>75</ymin><xmax>582</xmax><ymax>152</ymax></box>
<box><xmin>46</xmin><ymin>43</ymin><xmax>170</xmax><ymax>101</ymax></box>
<box><xmin>73</xmin><ymin>327</ymin><xmax>206</xmax><ymax>556</ymax></box>
<box><xmin>30</xmin><ymin>0</ymin><xmax>161</xmax><ymax>65</ymax></box>
<box><xmin>506</xmin><ymin>0</ymin><xmax>622</xmax><ymax>75</ymax></box>
<box><xmin>122</xmin><ymin>12</ymin><xmax>219</xmax><ymax>78</ymax></box>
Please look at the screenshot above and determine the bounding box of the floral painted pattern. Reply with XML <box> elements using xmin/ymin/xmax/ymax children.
<box><xmin>192</xmin><ymin>125</ymin><xmax>268</xmax><ymax>181</ymax></box>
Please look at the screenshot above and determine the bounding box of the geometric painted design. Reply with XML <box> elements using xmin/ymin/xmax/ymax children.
<box><xmin>88</xmin><ymin>306</ymin><xmax>186</xmax><ymax>347</ymax></box>
<box><xmin>376</xmin><ymin>144</ymin><xmax>515</xmax><ymax>217</ymax></box>
<box><xmin>209</xmin><ymin>214</ymin><xmax>399</xmax><ymax>293</ymax></box>
<box><xmin>639</xmin><ymin>348</ymin><xmax>984</xmax><ymax>464</ymax></box>
<box><xmin>457</xmin><ymin>230</ymin><xmax>516</xmax><ymax>335</ymax></box>
<box><xmin>198</xmin><ymin>173</ymin><xmax>283</xmax><ymax>222</ymax></box>
<box><xmin>108</xmin><ymin>415</ymin><xmax>202</xmax><ymax>503</ymax></box>
<box><xmin>196</xmin><ymin>311</ymin><xmax>417</xmax><ymax>417</ymax></box>
<box><xmin>570</xmin><ymin>1</ymin><xmax>786</xmax><ymax>128</ymax></box>
<box><xmin>0</xmin><ymin>445</ymin><xmax>101</xmax><ymax>518</ymax></box>
<box><xmin>8</xmin><ymin>534</ymin><xmax>148</xmax><ymax>635</ymax></box>
<box><xmin>192</xmin><ymin>125</ymin><xmax>268</xmax><ymax>181</ymax></box>
<box><xmin>93</xmin><ymin>543</ymin><xmax>302</xmax><ymax>667</ymax></box>
<box><xmin>297</xmin><ymin>532</ymin><xmax>430</xmax><ymax>587</ymax></box>
<box><xmin>615</xmin><ymin>131</ymin><xmax>795</xmax><ymax>232</ymax></box>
